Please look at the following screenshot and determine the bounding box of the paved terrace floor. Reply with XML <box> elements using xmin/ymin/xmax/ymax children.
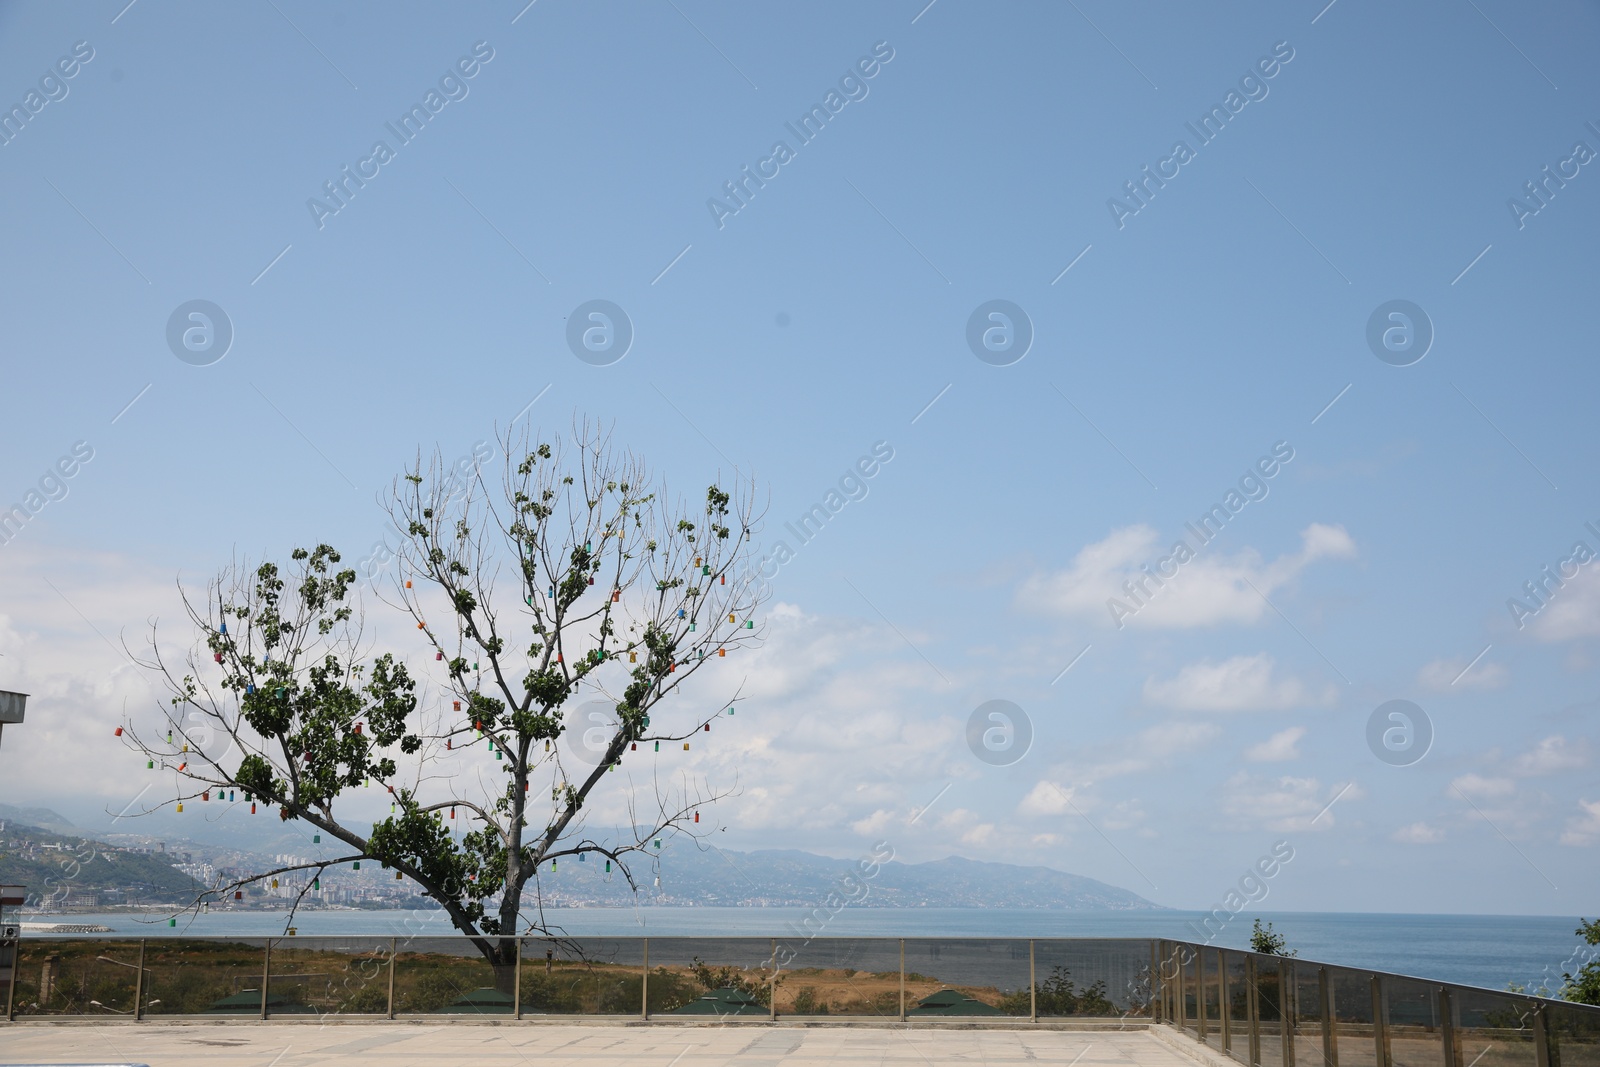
<box><xmin>0</xmin><ymin>1023</ymin><xmax>1212</xmax><ymax>1067</ymax></box>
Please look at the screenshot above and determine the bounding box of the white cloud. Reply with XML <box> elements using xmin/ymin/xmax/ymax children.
<box><xmin>1560</xmin><ymin>799</ymin><xmax>1600</xmax><ymax>846</ymax></box>
<box><xmin>1418</xmin><ymin>657</ymin><xmax>1508</xmax><ymax>691</ymax></box>
<box><xmin>1018</xmin><ymin>780</ymin><xmax>1076</xmax><ymax>816</ymax></box>
<box><xmin>1391</xmin><ymin>821</ymin><xmax>1444</xmax><ymax>844</ymax></box>
<box><xmin>1529</xmin><ymin>565</ymin><xmax>1600</xmax><ymax>642</ymax></box>
<box><xmin>1016</xmin><ymin>523</ymin><xmax>1356</xmax><ymax>629</ymax></box>
<box><xmin>850</xmin><ymin>808</ymin><xmax>898</xmax><ymax>836</ymax></box>
<box><xmin>1143</xmin><ymin>654</ymin><xmax>1335</xmax><ymax>712</ymax></box>
<box><xmin>1219</xmin><ymin>772</ymin><xmax>1362</xmax><ymax>832</ymax></box>
<box><xmin>1244</xmin><ymin>726</ymin><xmax>1306</xmax><ymax>762</ymax></box>
<box><xmin>1450</xmin><ymin>773</ymin><xmax>1515</xmax><ymax>799</ymax></box>
<box><xmin>1510</xmin><ymin>736</ymin><xmax>1590</xmax><ymax>777</ymax></box>
<box><xmin>1070</xmin><ymin>720</ymin><xmax>1222</xmax><ymax>784</ymax></box>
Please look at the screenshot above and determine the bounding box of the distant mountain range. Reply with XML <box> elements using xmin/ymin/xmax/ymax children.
<box><xmin>0</xmin><ymin>805</ymin><xmax>203</xmax><ymax>903</ymax></box>
<box><xmin>0</xmin><ymin>802</ymin><xmax>78</xmax><ymax>835</ymax></box>
<box><xmin>540</xmin><ymin>846</ymin><xmax>1161</xmax><ymax>910</ymax></box>
<box><xmin>0</xmin><ymin>803</ymin><xmax>1159</xmax><ymax>910</ymax></box>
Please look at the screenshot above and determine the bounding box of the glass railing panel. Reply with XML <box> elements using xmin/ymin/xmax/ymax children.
<box><xmin>1293</xmin><ymin>963</ymin><xmax>1327</xmax><ymax>1067</ymax></box>
<box><xmin>1205</xmin><ymin>946</ymin><xmax>1226</xmax><ymax>1039</ymax></box>
<box><xmin>1329</xmin><ymin>967</ymin><xmax>1377</xmax><ymax>1067</ymax></box>
<box><xmin>1385</xmin><ymin>977</ymin><xmax>1441</xmax><ymax>1067</ymax></box>
<box><xmin>1184</xmin><ymin>948</ymin><xmax>1201</xmax><ymax>1035</ymax></box>
<box><xmin>267</xmin><ymin>937</ymin><xmax>389</xmax><ymax>1016</ymax></box>
<box><xmin>1163</xmin><ymin>940</ymin><xmax>1186</xmax><ymax>1028</ymax></box>
<box><xmin>7</xmin><ymin>938</ymin><xmax>140</xmax><ymax>1016</ymax></box>
<box><xmin>773</xmin><ymin>937</ymin><xmax>903</xmax><ymax>1017</ymax></box>
<box><xmin>1031</xmin><ymin>939</ymin><xmax>1150</xmax><ymax>1020</ymax></box>
<box><xmin>1221</xmin><ymin>949</ymin><xmax>1250</xmax><ymax>1061</ymax></box>
<box><xmin>637</xmin><ymin>937</ymin><xmax>775</xmax><ymax>1018</ymax></box>
<box><xmin>393</xmin><ymin>936</ymin><xmax>509</xmax><ymax>1015</ymax></box>
<box><xmin>140</xmin><ymin>938</ymin><xmax>271</xmax><ymax>1016</ymax></box>
<box><xmin>1199</xmin><ymin>947</ymin><xmax>1228</xmax><ymax>1053</ymax></box>
<box><xmin>1256</xmin><ymin>957</ymin><xmax>1285</xmax><ymax>1067</ymax></box>
<box><xmin>1547</xmin><ymin>1000</ymin><xmax>1600</xmax><ymax>1067</ymax></box>
<box><xmin>519</xmin><ymin>937</ymin><xmax>644</xmax><ymax>1016</ymax></box>
<box><xmin>1453</xmin><ymin>987</ymin><xmax>1538</xmax><ymax>1067</ymax></box>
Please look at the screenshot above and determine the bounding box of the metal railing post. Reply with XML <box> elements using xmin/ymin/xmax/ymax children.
<box><xmin>1247</xmin><ymin>955</ymin><xmax>1261</xmax><ymax>1067</ymax></box>
<box><xmin>1221</xmin><ymin>949</ymin><xmax>1232</xmax><ymax>1053</ymax></box>
<box><xmin>261</xmin><ymin>939</ymin><xmax>272</xmax><ymax>1021</ymax></box>
<box><xmin>769</xmin><ymin>939</ymin><xmax>777</xmax><ymax>1021</ymax></box>
<box><xmin>1371</xmin><ymin>975</ymin><xmax>1389</xmax><ymax>1067</ymax></box>
<box><xmin>1282</xmin><ymin>960</ymin><xmax>1296</xmax><ymax>1067</ymax></box>
<box><xmin>1321</xmin><ymin>967</ymin><xmax>1337</xmax><ymax>1067</ymax></box>
<box><xmin>1029</xmin><ymin>940</ymin><xmax>1036</xmax><ymax>1023</ymax></box>
<box><xmin>1172</xmin><ymin>944</ymin><xmax>1183</xmax><ymax>1027</ymax></box>
<box><xmin>4</xmin><ymin>936</ymin><xmax>15</xmax><ymax>1021</ymax></box>
<box><xmin>133</xmin><ymin>940</ymin><xmax>146</xmax><ymax>1022</ymax></box>
<box><xmin>387</xmin><ymin>938</ymin><xmax>396</xmax><ymax>1019</ymax></box>
<box><xmin>900</xmin><ymin>939</ymin><xmax>907</xmax><ymax>1022</ymax></box>
<box><xmin>1178</xmin><ymin>945</ymin><xmax>1188</xmax><ymax>1030</ymax></box>
<box><xmin>1151</xmin><ymin>941</ymin><xmax>1162</xmax><ymax>1023</ymax></box>
<box><xmin>1198</xmin><ymin>947</ymin><xmax>1208</xmax><ymax>1041</ymax></box>
<box><xmin>642</xmin><ymin>938</ymin><xmax>650</xmax><ymax>1020</ymax></box>
<box><xmin>1532</xmin><ymin>1003</ymin><xmax>1551</xmax><ymax>1067</ymax></box>
<box><xmin>514</xmin><ymin>938</ymin><xmax>523</xmax><ymax>1021</ymax></box>
<box><xmin>1439</xmin><ymin>987</ymin><xmax>1459</xmax><ymax>1067</ymax></box>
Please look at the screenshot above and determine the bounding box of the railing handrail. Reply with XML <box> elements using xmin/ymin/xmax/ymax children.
<box><xmin>1158</xmin><ymin>936</ymin><xmax>1600</xmax><ymax>1019</ymax></box>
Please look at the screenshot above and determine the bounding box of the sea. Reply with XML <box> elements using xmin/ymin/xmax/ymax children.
<box><xmin>14</xmin><ymin>907</ymin><xmax>1590</xmax><ymax>996</ymax></box>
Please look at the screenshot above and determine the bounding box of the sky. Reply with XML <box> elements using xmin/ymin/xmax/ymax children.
<box><xmin>1</xmin><ymin>0</ymin><xmax>1598</xmax><ymax>917</ymax></box>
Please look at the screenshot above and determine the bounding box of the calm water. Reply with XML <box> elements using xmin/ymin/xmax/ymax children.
<box><xmin>19</xmin><ymin>907</ymin><xmax>1591</xmax><ymax>995</ymax></box>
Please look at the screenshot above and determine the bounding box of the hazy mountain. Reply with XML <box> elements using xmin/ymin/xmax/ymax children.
<box><xmin>0</xmin><ymin>798</ymin><xmax>1158</xmax><ymax>910</ymax></box>
<box><xmin>0</xmin><ymin>815</ymin><xmax>204</xmax><ymax>902</ymax></box>
<box><xmin>0</xmin><ymin>802</ymin><xmax>78</xmax><ymax>835</ymax></box>
<box><xmin>538</xmin><ymin>846</ymin><xmax>1161</xmax><ymax>910</ymax></box>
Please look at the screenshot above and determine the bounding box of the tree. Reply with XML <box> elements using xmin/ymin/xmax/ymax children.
<box><xmin>1250</xmin><ymin>919</ymin><xmax>1295</xmax><ymax>957</ymax></box>
<box><xmin>126</xmin><ymin>422</ymin><xmax>766</xmax><ymax>992</ymax></box>
<box><xmin>1561</xmin><ymin>918</ymin><xmax>1600</xmax><ymax>1005</ymax></box>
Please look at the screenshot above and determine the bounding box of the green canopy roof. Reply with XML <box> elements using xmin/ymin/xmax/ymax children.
<box><xmin>669</xmin><ymin>986</ymin><xmax>768</xmax><ymax>1016</ymax></box>
<box><xmin>907</xmin><ymin>989</ymin><xmax>1007</xmax><ymax>1016</ymax></box>
<box><xmin>442</xmin><ymin>987</ymin><xmax>516</xmax><ymax>1014</ymax></box>
<box><xmin>205</xmin><ymin>989</ymin><xmax>316</xmax><ymax>1014</ymax></box>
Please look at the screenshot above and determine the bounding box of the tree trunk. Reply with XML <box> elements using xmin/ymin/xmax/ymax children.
<box><xmin>491</xmin><ymin>937</ymin><xmax>519</xmax><ymax>998</ymax></box>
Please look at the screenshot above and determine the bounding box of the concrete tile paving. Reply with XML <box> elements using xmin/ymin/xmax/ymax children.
<box><xmin>0</xmin><ymin>1025</ymin><xmax>1210</xmax><ymax>1067</ymax></box>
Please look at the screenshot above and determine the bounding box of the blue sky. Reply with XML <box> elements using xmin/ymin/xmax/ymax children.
<box><xmin>2</xmin><ymin>0</ymin><xmax>1599</xmax><ymax>917</ymax></box>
